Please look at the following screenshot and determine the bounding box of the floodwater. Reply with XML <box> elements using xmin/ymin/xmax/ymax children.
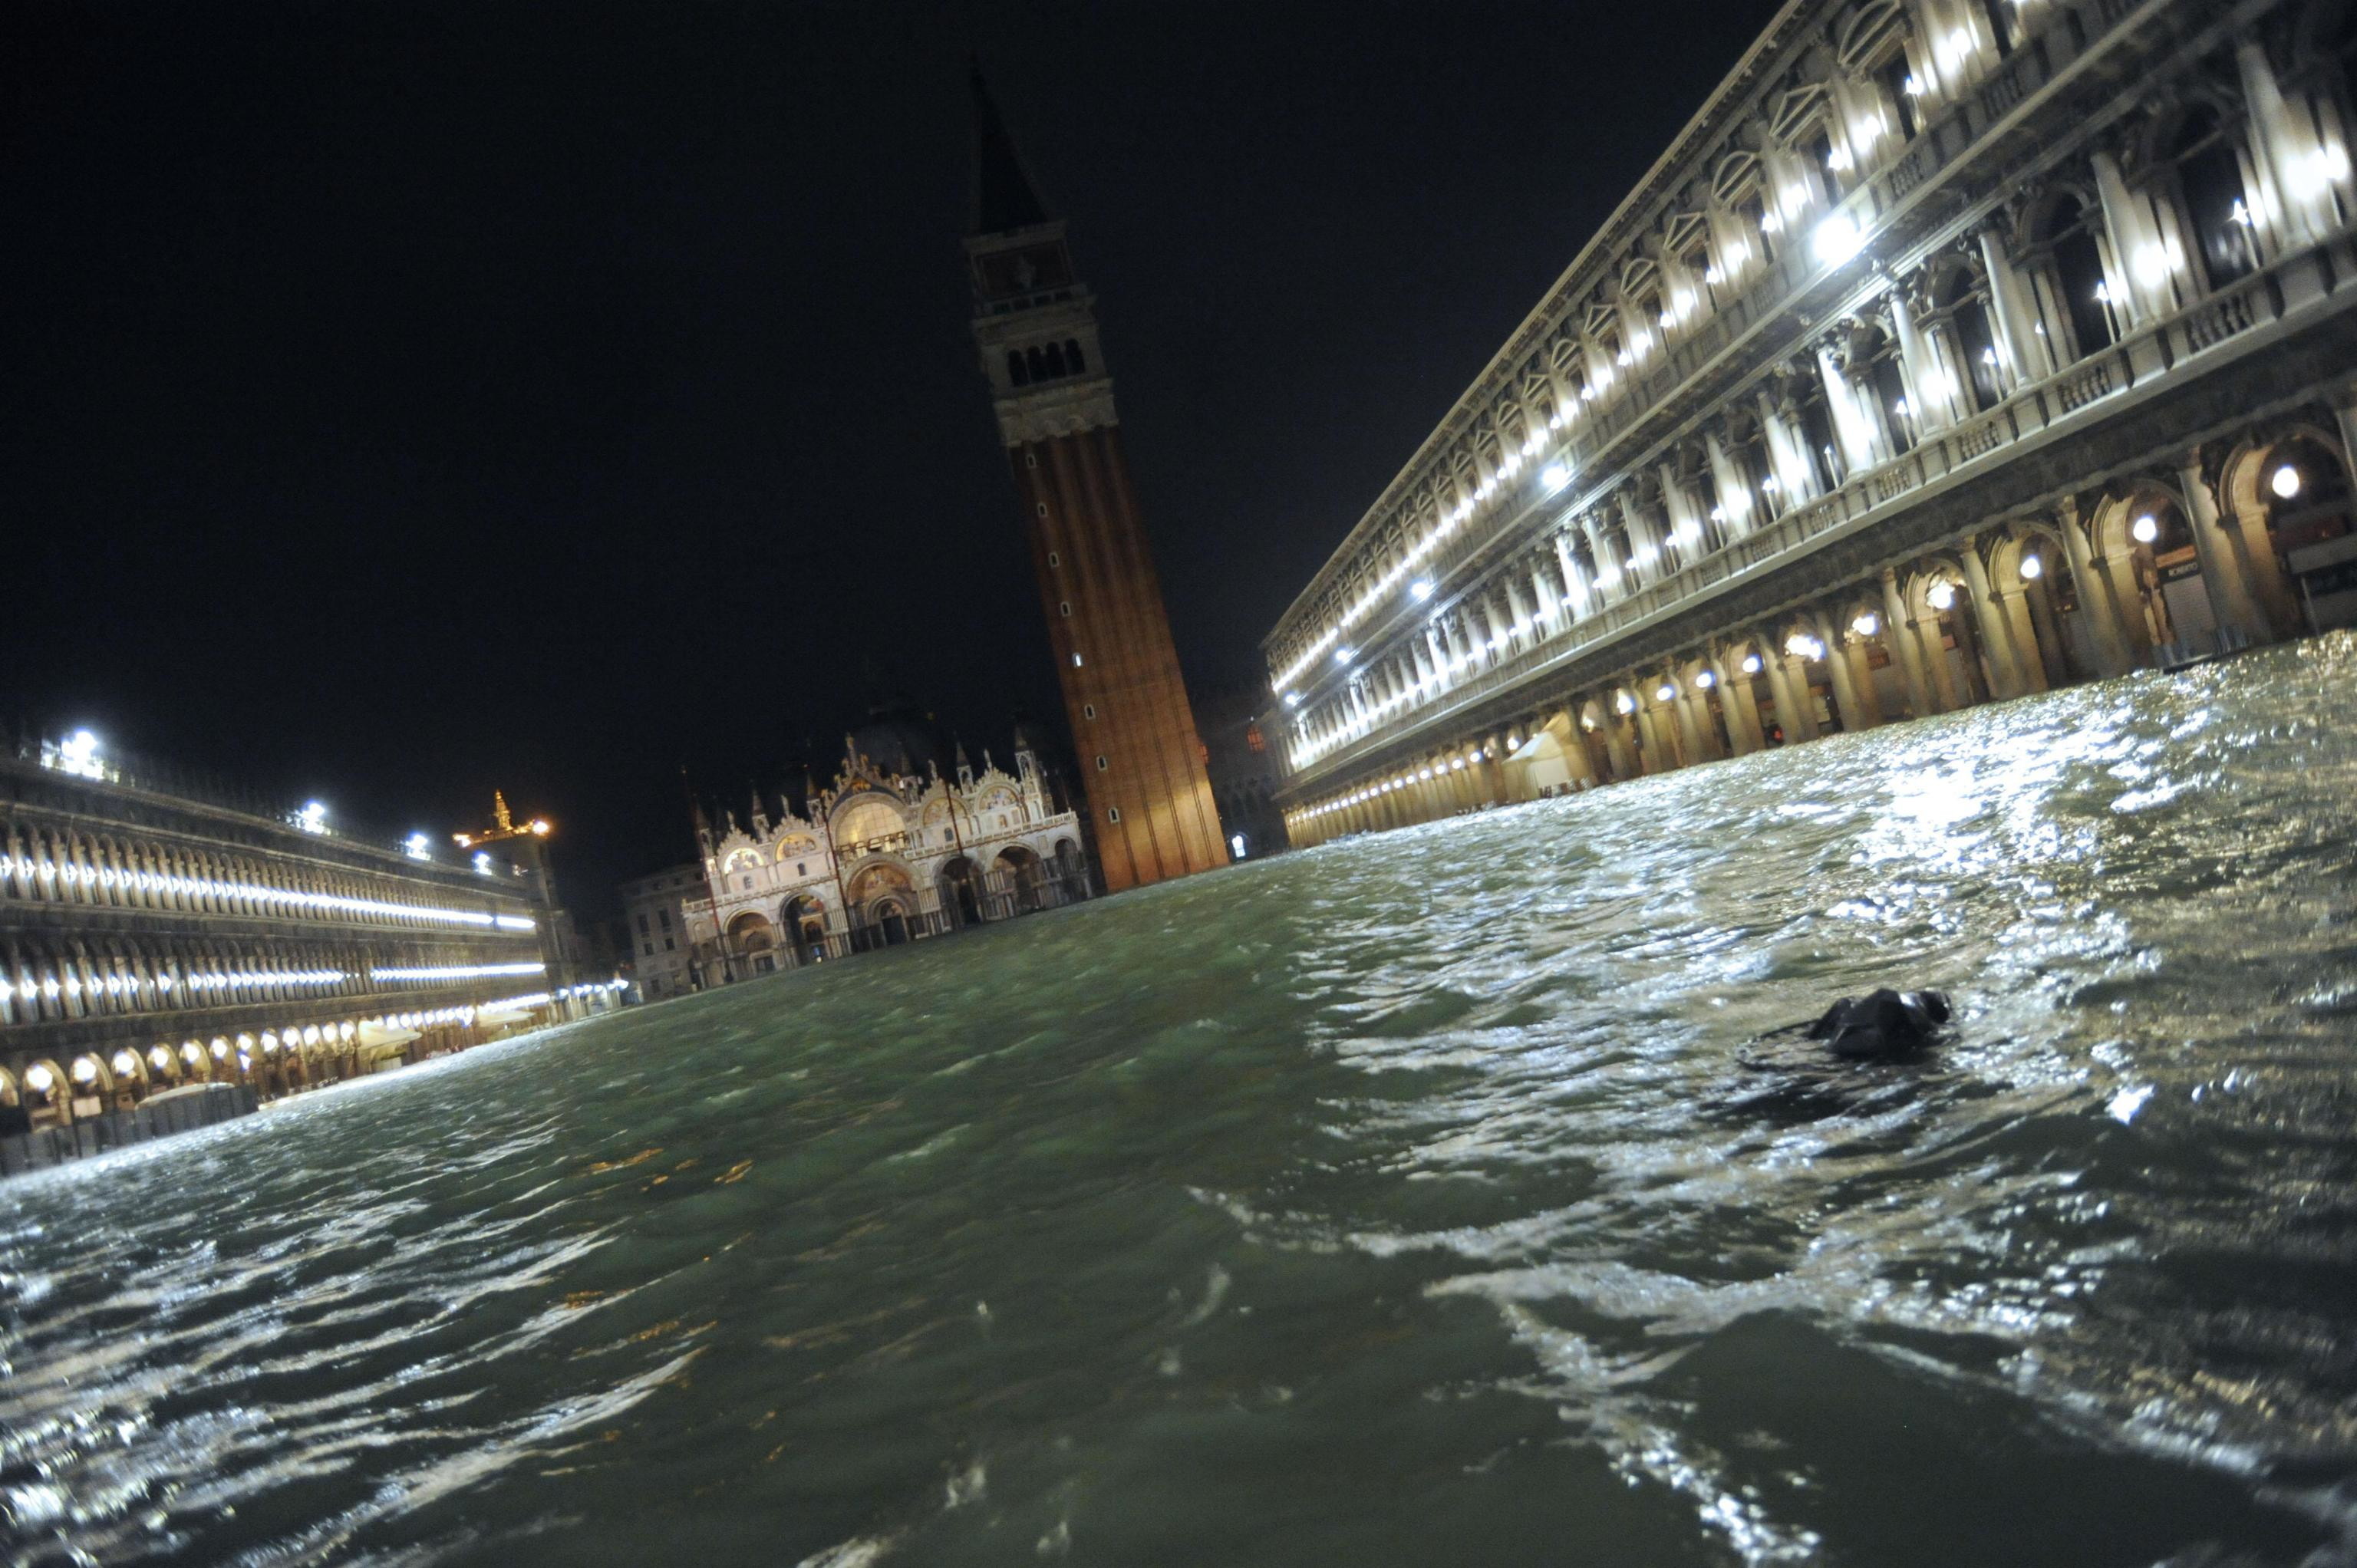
<box><xmin>7</xmin><ymin>638</ymin><xmax>2357</xmax><ymax>1567</ymax></box>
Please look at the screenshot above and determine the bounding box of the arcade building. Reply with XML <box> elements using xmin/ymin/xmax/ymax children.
<box><xmin>1270</xmin><ymin>0</ymin><xmax>2357</xmax><ymax>844</ymax></box>
<box><xmin>0</xmin><ymin>730</ymin><xmax>617</xmax><ymax>1132</ymax></box>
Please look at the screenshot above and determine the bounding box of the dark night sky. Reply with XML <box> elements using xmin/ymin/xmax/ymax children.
<box><xmin>2</xmin><ymin>0</ymin><xmax>1772</xmax><ymax>920</ymax></box>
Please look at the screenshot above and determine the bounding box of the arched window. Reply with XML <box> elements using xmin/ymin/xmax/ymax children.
<box><xmin>1881</xmin><ymin>53</ymin><xmax>1921</xmax><ymax>140</ymax></box>
<box><xmin>1934</xmin><ymin>267</ymin><xmax>2004</xmax><ymax>412</ymax></box>
<box><xmin>1043</xmin><ymin>341</ymin><xmax>1067</xmax><ymax>377</ymax></box>
<box><xmin>1006</xmin><ymin>350</ymin><xmax>1030</xmax><ymax>387</ymax></box>
<box><xmin>1026</xmin><ymin>346</ymin><xmax>1047</xmax><ymax>380</ymax></box>
<box><xmin>2038</xmin><ymin>196</ymin><xmax>2115</xmax><ymax>360</ymax></box>
<box><xmin>1063</xmin><ymin>338</ymin><xmax>1086</xmax><ymax>374</ymax></box>
<box><xmin>1801</xmin><ymin>389</ymin><xmax>1838</xmax><ymax>492</ymax></box>
<box><xmin>1805</xmin><ymin>124</ymin><xmax>1845</xmax><ymax>201</ymax></box>
<box><xmin>2170</xmin><ymin>107</ymin><xmax>2258</xmax><ymax>291</ymax></box>
<box><xmin>1848</xmin><ymin>325</ymin><xmax>1911</xmax><ymax>456</ymax></box>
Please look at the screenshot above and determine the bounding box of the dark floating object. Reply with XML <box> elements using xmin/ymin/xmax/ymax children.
<box><xmin>1802</xmin><ymin>988</ymin><xmax>1952</xmax><ymax>1059</ymax></box>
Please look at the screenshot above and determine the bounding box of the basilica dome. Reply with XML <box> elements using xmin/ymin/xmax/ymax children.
<box><xmin>848</xmin><ymin>693</ymin><xmax>949</xmax><ymax>779</ymax></box>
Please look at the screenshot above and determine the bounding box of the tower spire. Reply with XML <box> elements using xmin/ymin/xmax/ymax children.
<box><xmin>968</xmin><ymin>63</ymin><xmax>1050</xmax><ymax>235</ymax></box>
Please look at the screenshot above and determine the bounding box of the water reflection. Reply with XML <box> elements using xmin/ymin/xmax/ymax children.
<box><xmin>5</xmin><ymin>637</ymin><xmax>2356</xmax><ymax>1566</ymax></box>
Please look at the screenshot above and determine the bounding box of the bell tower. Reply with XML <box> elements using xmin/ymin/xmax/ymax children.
<box><xmin>962</xmin><ymin>70</ymin><xmax>1227</xmax><ymax>891</ymax></box>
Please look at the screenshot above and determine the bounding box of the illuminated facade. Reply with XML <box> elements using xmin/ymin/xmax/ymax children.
<box><xmin>964</xmin><ymin>72</ymin><xmax>1229</xmax><ymax>891</ymax></box>
<box><xmin>1269</xmin><ymin>0</ymin><xmax>2357</xmax><ymax>845</ymax></box>
<box><xmin>0</xmin><ymin>732</ymin><xmax>616</xmax><ymax>1135</ymax></box>
<box><xmin>669</xmin><ymin>730</ymin><xmax>1090</xmax><ymax>983</ymax></box>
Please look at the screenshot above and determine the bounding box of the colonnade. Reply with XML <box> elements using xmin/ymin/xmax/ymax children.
<box><xmin>1286</xmin><ymin>416</ymin><xmax>2354</xmax><ymax>847</ymax></box>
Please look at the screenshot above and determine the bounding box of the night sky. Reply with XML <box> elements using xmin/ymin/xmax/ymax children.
<box><xmin>3</xmin><ymin>1</ymin><xmax>1772</xmax><ymax>920</ymax></box>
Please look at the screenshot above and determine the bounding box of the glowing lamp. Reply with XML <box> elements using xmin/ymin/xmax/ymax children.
<box><xmin>1811</xmin><ymin>213</ymin><xmax>1864</xmax><ymax>267</ymax></box>
<box><xmin>2272</xmin><ymin>464</ymin><xmax>2302</xmax><ymax>500</ymax></box>
<box><xmin>1852</xmin><ymin>612</ymin><xmax>1881</xmax><ymax>637</ymax></box>
<box><xmin>2019</xmin><ymin>555</ymin><xmax>2043</xmax><ymax>581</ymax></box>
<box><xmin>1656</xmin><ymin>683</ymin><xmax>1676</xmax><ymax>702</ymax></box>
<box><xmin>1927</xmin><ymin>581</ymin><xmax>1957</xmax><ymax>611</ymax></box>
<box><xmin>1741</xmin><ymin>654</ymin><xmax>1763</xmax><ymax>675</ymax></box>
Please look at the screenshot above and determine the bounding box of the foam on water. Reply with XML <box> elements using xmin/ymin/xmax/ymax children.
<box><xmin>6</xmin><ymin>636</ymin><xmax>2357</xmax><ymax>1566</ymax></box>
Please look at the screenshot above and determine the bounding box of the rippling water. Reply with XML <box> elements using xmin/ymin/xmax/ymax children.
<box><xmin>8</xmin><ymin>637</ymin><xmax>2357</xmax><ymax>1566</ymax></box>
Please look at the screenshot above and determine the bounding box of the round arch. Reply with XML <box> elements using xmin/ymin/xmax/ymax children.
<box><xmin>938</xmin><ymin>856</ymin><xmax>985</xmax><ymax>928</ymax></box>
<box><xmin>994</xmin><ymin>845</ymin><xmax>1046</xmax><ymax>914</ymax></box>
<box><xmin>2220</xmin><ymin>423</ymin><xmax>2353</xmax><ymax>634</ymax></box>
<box><xmin>20</xmin><ymin>1059</ymin><xmax>72</xmax><ymax>1126</ymax></box>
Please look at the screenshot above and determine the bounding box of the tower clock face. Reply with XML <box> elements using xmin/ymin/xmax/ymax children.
<box><xmin>977</xmin><ymin>244</ymin><xmax>1072</xmax><ymax>300</ymax></box>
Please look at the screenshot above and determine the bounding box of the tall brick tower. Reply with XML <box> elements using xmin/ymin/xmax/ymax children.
<box><xmin>962</xmin><ymin>71</ymin><xmax>1227</xmax><ymax>892</ymax></box>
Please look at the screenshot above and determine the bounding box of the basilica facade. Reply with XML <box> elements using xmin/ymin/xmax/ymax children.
<box><xmin>659</xmin><ymin>727</ymin><xmax>1091</xmax><ymax>988</ymax></box>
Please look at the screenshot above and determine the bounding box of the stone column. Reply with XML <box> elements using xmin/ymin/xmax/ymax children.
<box><xmin>1554</xmin><ymin>535</ymin><xmax>1589</xmax><ymax>621</ymax></box>
<box><xmin>1758</xmin><ymin>393</ymin><xmax>1817</xmax><ymax>508</ymax></box>
<box><xmin>2237</xmin><ymin>39</ymin><xmax>2328</xmax><ymax>250</ymax></box>
<box><xmin>2095</xmin><ymin>543</ymin><xmax>2160</xmax><ymax>667</ymax></box>
<box><xmin>1700</xmin><ymin>657</ymin><xmax>1751</xmax><ymax>756</ymax></box>
<box><xmin>1696</xmin><ymin>681</ymin><xmax>1727</xmax><ymax>759</ymax></box>
<box><xmin>1602</xmin><ymin>707</ymin><xmax>1639</xmax><ymax>782</ymax></box>
<box><xmin>1878</xmin><ymin>568</ymin><xmax>1934</xmax><ymax>716</ymax></box>
<box><xmin>1620</xmin><ymin>492</ymin><xmax>1664</xmax><ymax>584</ymax></box>
<box><xmin>2092</xmin><ymin>150</ymin><xmax>2163</xmax><ymax>325</ymax></box>
<box><xmin>1914</xmin><ymin>607</ymin><xmax>1963</xmax><ymax>712</ymax></box>
<box><xmin>1763</xmin><ymin>645</ymin><xmax>1814</xmax><ymax>742</ymax></box>
<box><xmin>1481</xmin><ymin>733</ymin><xmax>1512</xmax><ymax>805</ymax></box>
<box><xmin>1636</xmin><ymin>703</ymin><xmax>1675</xmax><ymax>772</ymax></box>
<box><xmin>1886</xmin><ymin>282</ymin><xmax>1953</xmax><ymax>431</ymax></box>
<box><xmin>1818</xmin><ymin>346</ymin><xmax>1882</xmax><ymax>475</ymax></box>
<box><xmin>2177</xmin><ymin>457</ymin><xmax>2271</xmax><ymax>646</ymax></box>
<box><xmin>2055</xmin><ymin>500</ymin><xmax>2131</xmax><ymax>677</ymax></box>
<box><xmin>1959</xmin><ymin>545</ymin><xmax>2026</xmax><ymax>698</ymax></box>
<box><xmin>1670</xmin><ymin>677</ymin><xmax>1708</xmax><ymax>763</ymax></box>
<box><xmin>1976</xmin><ymin>225</ymin><xmax>2052</xmax><ymax>385</ymax></box>
<box><xmin>1990</xmin><ymin>581</ymin><xmax>2049</xmax><ymax>692</ymax></box>
<box><xmin>1705</xmin><ymin>436</ymin><xmax>1754</xmax><ymax>537</ymax></box>
<box><xmin>1813</xmin><ymin>611</ymin><xmax>1868</xmax><ymax>730</ymax></box>
<box><xmin>1847</xmin><ymin>637</ymin><xmax>1885</xmax><ymax>726</ymax></box>
<box><xmin>1725</xmin><ymin>655</ymin><xmax>1762</xmax><ymax>754</ymax></box>
<box><xmin>2022</xmin><ymin>575</ymin><xmax>2070</xmax><ymax>689</ymax></box>
<box><xmin>2220</xmin><ymin>490</ymin><xmax>2303</xmax><ymax>641</ymax></box>
<box><xmin>1503</xmin><ymin>580</ymin><xmax>1534</xmax><ymax>654</ymax></box>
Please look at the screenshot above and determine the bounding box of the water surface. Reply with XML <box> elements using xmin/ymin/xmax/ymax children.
<box><xmin>7</xmin><ymin>637</ymin><xmax>2357</xmax><ymax>1566</ymax></box>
